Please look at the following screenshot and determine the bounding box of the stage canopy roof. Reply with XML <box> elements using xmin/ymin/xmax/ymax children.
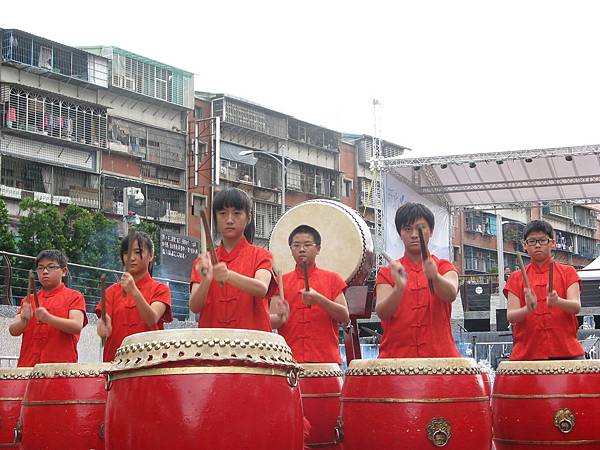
<box><xmin>374</xmin><ymin>144</ymin><xmax>600</xmax><ymax>209</ymax></box>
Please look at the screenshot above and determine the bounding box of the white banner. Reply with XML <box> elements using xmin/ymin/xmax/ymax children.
<box><xmin>384</xmin><ymin>173</ymin><xmax>451</xmax><ymax>260</ymax></box>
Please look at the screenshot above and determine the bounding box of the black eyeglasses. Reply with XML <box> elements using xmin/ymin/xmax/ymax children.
<box><xmin>36</xmin><ymin>265</ymin><xmax>62</xmax><ymax>272</ymax></box>
<box><xmin>524</xmin><ymin>238</ymin><xmax>551</xmax><ymax>246</ymax></box>
<box><xmin>290</xmin><ymin>243</ymin><xmax>316</xmax><ymax>250</ymax></box>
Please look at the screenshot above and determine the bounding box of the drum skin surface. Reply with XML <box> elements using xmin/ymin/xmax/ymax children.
<box><xmin>0</xmin><ymin>368</ymin><xmax>31</xmax><ymax>449</ymax></box>
<box><xmin>105</xmin><ymin>328</ymin><xmax>304</xmax><ymax>450</ymax></box>
<box><xmin>269</xmin><ymin>200</ymin><xmax>374</xmax><ymax>286</ymax></box>
<box><xmin>492</xmin><ymin>360</ymin><xmax>600</xmax><ymax>450</ymax></box>
<box><xmin>18</xmin><ymin>363</ymin><xmax>108</xmax><ymax>450</ymax></box>
<box><xmin>300</xmin><ymin>363</ymin><xmax>343</xmax><ymax>449</ymax></box>
<box><xmin>340</xmin><ymin>358</ymin><xmax>492</xmax><ymax>450</ymax></box>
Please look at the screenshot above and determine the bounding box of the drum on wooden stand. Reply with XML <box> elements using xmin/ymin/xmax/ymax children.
<box><xmin>492</xmin><ymin>360</ymin><xmax>600</xmax><ymax>449</ymax></box>
<box><xmin>300</xmin><ymin>363</ymin><xmax>343</xmax><ymax>450</ymax></box>
<box><xmin>339</xmin><ymin>358</ymin><xmax>492</xmax><ymax>450</ymax></box>
<box><xmin>269</xmin><ymin>199</ymin><xmax>374</xmax><ymax>286</ymax></box>
<box><xmin>17</xmin><ymin>363</ymin><xmax>108</xmax><ymax>450</ymax></box>
<box><xmin>104</xmin><ymin>328</ymin><xmax>304</xmax><ymax>450</ymax></box>
<box><xmin>0</xmin><ymin>368</ymin><xmax>31</xmax><ymax>449</ymax></box>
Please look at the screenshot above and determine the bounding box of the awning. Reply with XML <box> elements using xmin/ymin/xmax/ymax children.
<box><xmin>220</xmin><ymin>142</ymin><xmax>257</xmax><ymax>166</ymax></box>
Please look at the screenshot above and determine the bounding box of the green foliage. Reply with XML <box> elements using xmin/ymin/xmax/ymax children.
<box><xmin>0</xmin><ymin>199</ymin><xmax>16</xmax><ymax>253</ymax></box>
<box><xmin>17</xmin><ymin>198</ymin><xmax>67</xmax><ymax>257</ymax></box>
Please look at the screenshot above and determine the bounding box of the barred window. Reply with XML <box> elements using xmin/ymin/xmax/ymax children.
<box><xmin>254</xmin><ymin>201</ymin><xmax>280</xmax><ymax>239</ymax></box>
<box><xmin>1</xmin><ymin>86</ymin><xmax>107</xmax><ymax>149</ymax></box>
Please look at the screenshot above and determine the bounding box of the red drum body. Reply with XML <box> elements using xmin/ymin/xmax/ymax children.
<box><xmin>269</xmin><ymin>200</ymin><xmax>374</xmax><ymax>286</ymax></box>
<box><xmin>18</xmin><ymin>363</ymin><xmax>108</xmax><ymax>450</ymax></box>
<box><xmin>105</xmin><ymin>328</ymin><xmax>304</xmax><ymax>450</ymax></box>
<box><xmin>340</xmin><ymin>358</ymin><xmax>492</xmax><ymax>450</ymax></box>
<box><xmin>492</xmin><ymin>360</ymin><xmax>600</xmax><ymax>449</ymax></box>
<box><xmin>481</xmin><ymin>368</ymin><xmax>492</xmax><ymax>398</ymax></box>
<box><xmin>300</xmin><ymin>363</ymin><xmax>343</xmax><ymax>449</ymax></box>
<box><xmin>0</xmin><ymin>368</ymin><xmax>31</xmax><ymax>449</ymax></box>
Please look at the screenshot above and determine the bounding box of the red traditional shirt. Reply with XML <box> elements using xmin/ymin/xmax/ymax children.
<box><xmin>17</xmin><ymin>284</ymin><xmax>88</xmax><ymax>367</ymax></box>
<box><xmin>376</xmin><ymin>255</ymin><xmax>460</xmax><ymax>358</ymax></box>
<box><xmin>95</xmin><ymin>273</ymin><xmax>172</xmax><ymax>362</ymax></box>
<box><xmin>277</xmin><ymin>265</ymin><xmax>347</xmax><ymax>364</ymax></box>
<box><xmin>190</xmin><ymin>237</ymin><xmax>275</xmax><ymax>332</ymax></box>
<box><xmin>504</xmin><ymin>260</ymin><xmax>583</xmax><ymax>361</ymax></box>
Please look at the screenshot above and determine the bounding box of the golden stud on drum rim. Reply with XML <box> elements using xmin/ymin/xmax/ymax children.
<box><xmin>269</xmin><ymin>200</ymin><xmax>374</xmax><ymax>286</ymax></box>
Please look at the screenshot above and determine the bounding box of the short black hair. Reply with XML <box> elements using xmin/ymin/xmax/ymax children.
<box><xmin>523</xmin><ymin>220</ymin><xmax>554</xmax><ymax>240</ymax></box>
<box><xmin>394</xmin><ymin>202</ymin><xmax>435</xmax><ymax>234</ymax></box>
<box><xmin>288</xmin><ymin>225</ymin><xmax>321</xmax><ymax>246</ymax></box>
<box><xmin>212</xmin><ymin>187</ymin><xmax>255</xmax><ymax>242</ymax></box>
<box><xmin>120</xmin><ymin>231</ymin><xmax>154</xmax><ymax>271</ymax></box>
<box><xmin>35</xmin><ymin>250</ymin><xmax>68</xmax><ymax>268</ymax></box>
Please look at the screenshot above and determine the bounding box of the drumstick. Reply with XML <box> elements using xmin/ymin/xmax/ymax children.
<box><xmin>122</xmin><ymin>228</ymin><xmax>136</xmax><ymax>297</ymax></box>
<box><xmin>302</xmin><ymin>261</ymin><xmax>311</xmax><ymax>309</ymax></box>
<box><xmin>26</xmin><ymin>270</ymin><xmax>33</xmax><ymax>306</ymax></box>
<box><xmin>418</xmin><ymin>226</ymin><xmax>434</xmax><ymax>293</ymax></box>
<box><xmin>100</xmin><ymin>274</ymin><xmax>107</xmax><ymax>347</ymax></box>
<box><xmin>517</xmin><ymin>254</ymin><xmax>535</xmax><ymax>309</ymax></box>
<box><xmin>548</xmin><ymin>261</ymin><xmax>554</xmax><ymax>293</ymax></box>
<box><xmin>28</xmin><ymin>270</ymin><xmax>39</xmax><ymax>308</ymax></box>
<box><xmin>382</xmin><ymin>251</ymin><xmax>407</xmax><ymax>279</ymax></box>
<box><xmin>199</xmin><ymin>209</ymin><xmax>223</xmax><ymax>287</ymax></box>
<box><xmin>277</xmin><ymin>269</ymin><xmax>285</xmax><ymax>301</ymax></box>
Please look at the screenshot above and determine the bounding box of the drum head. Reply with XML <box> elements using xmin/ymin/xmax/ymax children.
<box><xmin>269</xmin><ymin>200</ymin><xmax>373</xmax><ymax>285</ymax></box>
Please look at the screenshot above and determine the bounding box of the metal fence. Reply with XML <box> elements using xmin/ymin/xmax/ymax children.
<box><xmin>0</xmin><ymin>251</ymin><xmax>192</xmax><ymax>321</ymax></box>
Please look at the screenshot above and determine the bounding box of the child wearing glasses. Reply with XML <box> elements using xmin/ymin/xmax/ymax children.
<box><xmin>9</xmin><ymin>250</ymin><xmax>87</xmax><ymax>367</ymax></box>
<box><xmin>269</xmin><ymin>225</ymin><xmax>349</xmax><ymax>364</ymax></box>
<box><xmin>504</xmin><ymin>220</ymin><xmax>584</xmax><ymax>360</ymax></box>
<box><xmin>189</xmin><ymin>188</ymin><xmax>276</xmax><ymax>331</ymax></box>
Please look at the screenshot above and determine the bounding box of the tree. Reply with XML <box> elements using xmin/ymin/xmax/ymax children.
<box><xmin>0</xmin><ymin>199</ymin><xmax>16</xmax><ymax>253</ymax></box>
<box><xmin>17</xmin><ymin>198</ymin><xmax>67</xmax><ymax>257</ymax></box>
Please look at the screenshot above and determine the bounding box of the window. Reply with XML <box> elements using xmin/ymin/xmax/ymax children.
<box><xmin>254</xmin><ymin>202</ymin><xmax>280</xmax><ymax>239</ymax></box>
<box><xmin>192</xmin><ymin>194</ymin><xmax>207</xmax><ymax>217</ymax></box>
<box><xmin>194</xmin><ymin>107</ymin><xmax>203</xmax><ymax>119</ymax></box>
<box><xmin>343</xmin><ymin>178</ymin><xmax>353</xmax><ymax>197</ymax></box>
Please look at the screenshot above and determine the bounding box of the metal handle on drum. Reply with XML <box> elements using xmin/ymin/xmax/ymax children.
<box><xmin>13</xmin><ymin>419</ymin><xmax>22</xmax><ymax>443</ymax></box>
<box><xmin>286</xmin><ymin>368</ymin><xmax>299</xmax><ymax>387</ymax></box>
<box><xmin>105</xmin><ymin>371</ymin><xmax>112</xmax><ymax>391</ymax></box>
<box><xmin>554</xmin><ymin>408</ymin><xmax>575</xmax><ymax>434</ymax></box>
<box><xmin>427</xmin><ymin>418</ymin><xmax>451</xmax><ymax>447</ymax></box>
<box><xmin>334</xmin><ymin>416</ymin><xmax>344</xmax><ymax>444</ymax></box>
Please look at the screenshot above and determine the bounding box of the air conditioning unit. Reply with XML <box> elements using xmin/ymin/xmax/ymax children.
<box><xmin>124</xmin><ymin>77</ymin><xmax>136</xmax><ymax>91</ymax></box>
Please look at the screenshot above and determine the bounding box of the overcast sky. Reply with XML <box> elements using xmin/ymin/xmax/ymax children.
<box><xmin>4</xmin><ymin>1</ymin><xmax>600</xmax><ymax>157</ymax></box>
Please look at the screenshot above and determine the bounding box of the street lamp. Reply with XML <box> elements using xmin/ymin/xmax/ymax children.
<box><xmin>238</xmin><ymin>150</ymin><xmax>291</xmax><ymax>216</ymax></box>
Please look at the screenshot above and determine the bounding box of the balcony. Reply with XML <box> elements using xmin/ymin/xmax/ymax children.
<box><xmin>1</xmin><ymin>29</ymin><xmax>108</xmax><ymax>88</ymax></box>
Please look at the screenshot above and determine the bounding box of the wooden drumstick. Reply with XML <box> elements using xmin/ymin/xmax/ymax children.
<box><xmin>548</xmin><ymin>261</ymin><xmax>554</xmax><ymax>293</ymax></box>
<box><xmin>122</xmin><ymin>228</ymin><xmax>136</xmax><ymax>297</ymax></box>
<box><xmin>100</xmin><ymin>274</ymin><xmax>107</xmax><ymax>347</ymax></box>
<box><xmin>200</xmin><ymin>209</ymin><xmax>223</xmax><ymax>287</ymax></box>
<box><xmin>382</xmin><ymin>251</ymin><xmax>407</xmax><ymax>279</ymax></box>
<box><xmin>302</xmin><ymin>261</ymin><xmax>311</xmax><ymax>309</ymax></box>
<box><xmin>28</xmin><ymin>270</ymin><xmax>39</xmax><ymax>308</ymax></box>
<box><xmin>517</xmin><ymin>254</ymin><xmax>535</xmax><ymax>309</ymax></box>
<box><xmin>277</xmin><ymin>269</ymin><xmax>285</xmax><ymax>301</ymax></box>
<box><xmin>418</xmin><ymin>226</ymin><xmax>434</xmax><ymax>293</ymax></box>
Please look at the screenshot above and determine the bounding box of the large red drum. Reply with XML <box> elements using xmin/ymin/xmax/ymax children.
<box><xmin>340</xmin><ymin>358</ymin><xmax>492</xmax><ymax>450</ymax></box>
<box><xmin>492</xmin><ymin>360</ymin><xmax>600</xmax><ymax>449</ymax></box>
<box><xmin>0</xmin><ymin>368</ymin><xmax>31</xmax><ymax>449</ymax></box>
<box><xmin>300</xmin><ymin>363</ymin><xmax>343</xmax><ymax>449</ymax></box>
<box><xmin>17</xmin><ymin>363</ymin><xmax>108</xmax><ymax>450</ymax></box>
<box><xmin>105</xmin><ymin>328</ymin><xmax>304</xmax><ymax>450</ymax></box>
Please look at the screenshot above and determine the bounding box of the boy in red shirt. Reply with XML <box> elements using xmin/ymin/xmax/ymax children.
<box><xmin>504</xmin><ymin>220</ymin><xmax>583</xmax><ymax>360</ymax></box>
<box><xmin>9</xmin><ymin>250</ymin><xmax>87</xmax><ymax>367</ymax></box>
<box><xmin>190</xmin><ymin>188</ymin><xmax>275</xmax><ymax>331</ymax></box>
<box><xmin>375</xmin><ymin>202</ymin><xmax>460</xmax><ymax>358</ymax></box>
<box><xmin>96</xmin><ymin>231</ymin><xmax>172</xmax><ymax>362</ymax></box>
<box><xmin>270</xmin><ymin>225</ymin><xmax>349</xmax><ymax>364</ymax></box>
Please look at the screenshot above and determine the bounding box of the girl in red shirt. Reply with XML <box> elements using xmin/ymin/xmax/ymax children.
<box><xmin>375</xmin><ymin>202</ymin><xmax>460</xmax><ymax>358</ymax></box>
<box><xmin>189</xmin><ymin>188</ymin><xmax>275</xmax><ymax>331</ymax></box>
<box><xmin>96</xmin><ymin>231</ymin><xmax>172</xmax><ymax>361</ymax></box>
